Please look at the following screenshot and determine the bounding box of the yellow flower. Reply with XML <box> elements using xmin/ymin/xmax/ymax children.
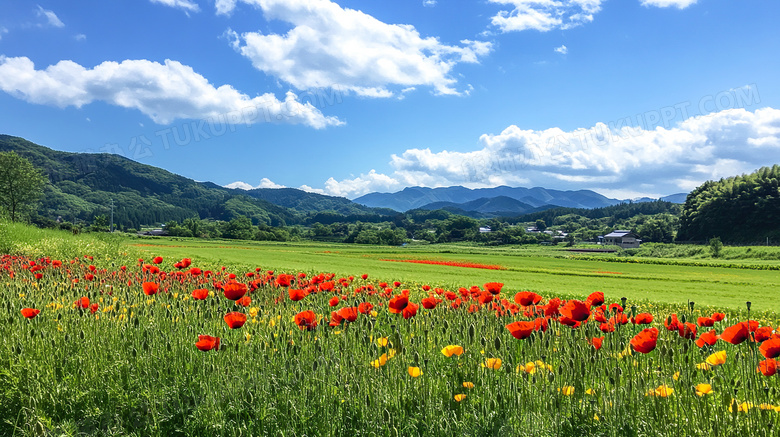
<box><xmin>559</xmin><ymin>386</ymin><xmax>575</xmax><ymax>396</ymax></box>
<box><xmin>370</xmin><ymin>310</ymin><xmax>378</xmax><ymax>317</ymax></box>
<box><xmin>377</xmin><ymin>337</ymin><xmax>389</xmax><ymax>347</ymax></box>
<box><xmin>481</xmin><ymin>358</ymin><xmax>502</xmax><ymax>370</ymax></box>
<box><xmin>646</xmin><ymin>385</ymin><xmax>674</xmax><ymax>397</ymax></box>
<box><xmin>387</xmin><ymin>349</ymin><xmax>396</xmax><ymax>359</ymax></box>
<box><xmin>441</xmin><ymin>345</ymin><xmax>464</xmax><ymax>357</ymax></box>
<box><xmin>245</xmin><ymin>333</ymin><xmax>252</xmax><ymax>342</ymax></box>
<box><xmin>696</xmin><ymin>362</ymin><xmax>712</xmax><ymax>371</ymax></box>
<box><xmin>249</xmin><ymin>307</ymin><xmax>259</xmax><ymax>318</ymax></box>
<box><xmin>585</xmin><ymin>388</ymin><xmax>596</xmax><ymax>396</ymax></box>
<box><xmin>454</xmin><ymin>394</ymin><xmax>467</xmax><ymax>402</ymax></box>
<box><xmin>695</xmin><ymin>383</ymin><xmax>712</xmax><ymax>396</ymax></box>
<box><xmin>462</xmin><ymin>382</ymin><xmax>474</xmax><ymax>389</ymax></box>
<box><xmin>759</xmin><ymin>403</ymin><xmax>775</xmax><ymax>411</ymax></box>
<box><xmin>408</xmin><ymin>366</ymin><xmax>422</xmax><ymax>378</ymax></box>
<box><xmin>706</xmin><ymin>351</ymin><xmax>727</xmax><ymax>367</ymax></box>
<box><xmin>729</xmin><ymin>400</ymin><xmax>752</xmax><ymax>413</ymax></box>
<box><xmin>673</xmin><ymin>372</ymin><xmax>680</xmax><ymax>381</ymax></box>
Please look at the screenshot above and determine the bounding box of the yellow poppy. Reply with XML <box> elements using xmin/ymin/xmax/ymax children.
<box><xmin>462</xmin><ymin>382</ymin><xmax>474</xmax><ymax>389</ymax></box>
<box><xmin>706</xmin><ymin>351</ymin><xmax>727</xmax><ymax>367</ymax></box>
<box><xmin>454</xmin><ymin>394</ymin><xmax>467</xmax><ymax>402</ymax></box>
<box><xmin>441</xmin><ymin>345</ymin><xmax>464</xmax><ymax>357</ymax></box>
<box><xmin>481</xmin><ymin>358</ymin><xmax>502</xmax><ymax>370</ymax></box>
<box><xmin>408</xmin><ymin>366</ymin><xmax>422</xmax><ymax>378</ymax></box>
<box><xmin>559</xmin><ymin>386</ymin><xmax>575</xmax><ymax>396</ymax></box>
<box><xmin>695</xmin><ymin>383</ymin><xmax>712</xmax><ymax>396</ymax></box>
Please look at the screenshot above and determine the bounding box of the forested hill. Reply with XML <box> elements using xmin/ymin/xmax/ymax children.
<box><xmin>0</xmin><ymin>135</ymin><xmax>387</xmax><ymax>230</ymax></box>
<box><xmin>677</xmin><ymin>166</ymin><xmax>780</xmax><ymax>243</ymax></box>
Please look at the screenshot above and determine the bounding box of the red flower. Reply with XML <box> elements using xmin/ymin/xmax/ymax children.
<box><xmin>142</xmin><ymin>282</ymin><xmax>159</xmax><ymax>296</ymax></box>
<box><xmin>402</xmin><ymin>302</ymin><xmax>419</xmax><ymax>319</ymax></box>
<box><xmin>697</xmin><ymin>317</ymin><xmax>715</xmax><ymax>327</ymax></box>
<box><xmin>388</xmin><ymin>295</ymin><xmax>409</xmax><ymax>314</ymax></box>
<box><xmin>633</xmin><ymin>313</ymin><xmax>653</xmax><ymax>325</ymax></box>
<box><xmin>695</xmin><ymin>330</ymin><xmax>719</xmax><ymax>348</ymax></box>
<box><xmin>328</xmin><ymin>296</ymin><xmax>340</xmax><ymax>307</ymax></box>
<box><xmin>506</xmin><ymin>321</ymin><xmax>535</xmax><ymax>340</ymax></box>
<box><xmin>421</xmin><ymin>296</ymin><xmax>439</xmax><ymax>309</ymax></box>
<box><xmin>21</xmin><ymin>308</ymin><xmax>40</xmax><ymax>319</ymax></box>
<box><xmin>560</xmin><ymin>300</ymin><xmax>590</xmax><ymax>322</ymax></box>
<box><xmin>534</xmin><ymin>317</ymin><xmax>549</xmax><ymax>332</ymax></box>
<box><xmin>586</xmin><ymin>291</ymin><xmax>604</xmax><ymax>307</ymax></box>
<box><xmin>754</xmin><ymin>326</ymin><xmax>773</xmax><ymax>343</ymax></box>
<box><xmin>90</xmin><ymin>303</ymin><xmax>99</xmax><ymax>314</ymax></box>
<box><xmin>711</xmin><ymin>312</ymin><xmax>726</xmax><ymax>322</ymax></box>
<box><xmin>196</xmin><ymin>335</ymin><xmax>220</xmax><ymax>351</ymax></box>
<box><xmin>358</xmin><ymin>302</ymin><xmax>374</xmax><ymax>314</ymax></box>
<box><xmin>599</xmin><ymin>322</ymin><xmax>615</xmax><ymax>333</ymax></box>
<box><xmin>152</xmin><ymin>256</ymin><xmax>163</xmax><ymax>264</ymax></box>
<box><xmin>336</xmin><ymin>306</ymin><xmax>359</xmax><ymax>323</ymax></box>
<box><xmin>678</xmin><ymin>322</ymin><xmax>697</xmax><ymax>340</ymax></box>
<box><xmin>514</xmin><ymin>291</ymin><xmax>542</xmax><ymax>306</ymax></box>
<box><xmin>288</xmin><ymin>288</ymin><xmax>308</xmax><ymax>302</ymax></box>
<box><xmin>484</xmin><ymin>282</ymin><xmax>504</xmax><ymax>295</ymax></box>
<box><xmin>75</xmin><ymin>296</ymin><xmax>90</xmax><ymax>309</ymax></box>
<box><xmin>294</xmin><ymin>310</ymin><xmax>318</xmax><ymax>331</ymax></box>
<box><xmin>588</xmin><ymin>337</ymin><xmax>604</xmax><ymax>350</ymax></box>
<box><xmin>630</xmin><ymin>327</ymin><xmax>659</xmax><ymax>354</ymax></box>
<box><xmin>760</xmin><ymin>338</ymin><xmax>780</xmax><ymax>359</ymax></box>
<box><xmin>224</xmin><ymin>312</ymin><xmax>247</xmax><ymax>329</ymax></box>
<box><xmin>192</xmin><ymin>288</ymin><xmax>208</xmax><ymax>300</ymax></box>
<box><xmin>478</xmin><ymin>291</ymin><xmax>493</xmax><ymax>305</ymax></box>
<box><xmin>759</xmin><ymin>358</ymin><xmax>777</xmax><ymax>376</ymax></box>
<box><xmin>223</xmin><ymin>281</ymin><xmax>248</xmax><ymax>301</ymax></box>
<box><xmin>236</xmin><ymin>296</ymin><xmax>252</xmax><ymax>307</ymax></box>
<box><xmin>275</xmin><ymin>274</ymin><xmax>294</xmax><ymax>287</ymax></box>
<box><xmin>720</xmin><ymin>322</ymin><xmax>750</xmax><ymax>345</ymax></box>
<box><xmin>393</xmin><ymin>281</ymin><xmax>401</xmax><ymax>287</ymax></box>
<box><xmin>361</xmin><ymin>274</ymin><xmax>368</xmax><ymax>280</ymax></box>
<box><xmin>664</xmin><ymin>314</ymin><xmax>680</xmax><ymax>331</ymax></box>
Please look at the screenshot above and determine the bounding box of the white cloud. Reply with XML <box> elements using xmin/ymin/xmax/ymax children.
<box><xmin>226</xmin><ymin>178</ymin><xmax>287</xmax><ymax>190</ymax></box>
<box><xmin>36</xmin><ymin>5</ymin><xmax>65</xmax><ymax>28</ymax></box>
<box><xmin>489</xmin><ymin>0</ymin><xmax>603</xmax><ymax>33</ymax></box>
<box><xmin>554</xmin><ymin>45</ymin><xmax>568</xmax><ymax>55</ymax></box>
<box><xmin>423</xmin><ymin>0</ymin><xmax>437</xmax><ymax>7</ymax></box>
<box><xmin>315</xmin><ymin>107</ymin><xmax>780</xmax><ymax>198</ymax></box>
<box><xmin>215</xmin><ymin>0</ymin><xmax>238</xmax><ymax>15</ymax></box>
<box><xmin>640</xmin><ymin>0</ymin><xmax>697</xmax><ymax>9</ymax></box>
<box><xmin>0</xmin><ymin>27</ymin><xmax>7</xmax><ymax>40</ymax></box>
<box><xmin>74</xmin><ymin>33</ymin><xmax>86</xmax><ymax>41</ymax></box>
<box><xmin>0</xmin><ymin>56</ymin><xmax>343</xmax><ymax>128</ymax></box>
<box><xmin>225</xmin><ymin>0</ymin><xmax>492</xmax><ymax>97</ymax></box>
<box><xmin>150</xmin><ymin>0</ymin><xmax>200</xmax><ymax>13</ymax></box>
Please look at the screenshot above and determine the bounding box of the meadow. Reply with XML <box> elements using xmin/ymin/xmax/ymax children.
<box><xmin>3</xmin><ymin>223</ymin><xmax>780</xmax><ymax>436</ymax></box>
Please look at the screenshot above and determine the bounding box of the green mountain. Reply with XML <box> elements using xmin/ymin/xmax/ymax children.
<box><xmin>0</xmin><ymin>135</ymin><xmax>384</xmax><ymax>230</ymax></box>
<box><xmin>677</xmin><ymin>166</ymin><xmax>780</xmax><ymax>243</ymax></box>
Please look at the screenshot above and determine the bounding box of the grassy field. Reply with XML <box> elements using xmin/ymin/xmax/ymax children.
<box><xmin>4</xmin><ymin>224</ymin><xmax>780</xmax><ymax>436</ymax></box>
<box><xmin>132</xmin><ymin>238</ymin><xmax>780</xmax><ymax>314</ymax></box>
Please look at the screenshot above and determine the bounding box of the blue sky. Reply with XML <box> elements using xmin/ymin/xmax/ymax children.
<box><xmin>1</xmin><ymin>0</ymin><xmax>778</xmax><ymax>200</ymax></box>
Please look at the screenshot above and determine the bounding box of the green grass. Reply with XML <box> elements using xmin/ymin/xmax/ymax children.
<box><xmin>132</xmin><ymin>238</ymin><xmax>780</xmax><ymax>313</ymax></box>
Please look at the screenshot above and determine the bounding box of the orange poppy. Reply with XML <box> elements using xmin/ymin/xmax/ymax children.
<box><xmin>223</xmin><ymin>281</ymin><xmax>248</xmax><ymax>301</ymax></box>
<box><xmin>664</xmin><ymin>314</ymin><xmax>680</xmax><ymax>331</ymax></box>
<box><xmin>224</xmin><ymin>312</ymin><xmax>247</xmax><ymax>329</ymax></box>
<box><xmin>90</xmin><ymin>303</ymin><xmax>99</xmax><ymax>314</ymax></box>
<box><xmin>192</xmin><ymin>288</ymin><xmax>208</xmax><ymax>300</ymax></box>
<box><xmin>720</xmin><ymin>322</ymin><xmax>750</xmax><ymax>345</ymax></box>
<box><xmin>328</xmin><ymin>296</ymin><xmax>340</xmax><ymax>307</ymax></box>
<box><xmin>760</xmin><ymin>338</ymin><xmax>780</xmax><ymax>359</ymax></box>
<box><xmin>336</xmin><ymin>306</ymin><xmax>359</xmax><ymax>323</ymax></box>
<box><xmin>711</xmin><ymin>312</ymin><xmax>726</xmax><ymax>322</ymax></box>
<box><xmin>754</xmin><ymin>326</ymin><xmax>773</xmax><ymax>343</ymax></box>
<box><xmin>21</xmin><ymin>308</ymin><xmax>40</xmax><ymax>319</ymax></box>
<box><xmin>294</xmin><ymin>310</ymin><xmax>318</xmax><ymax>331</ymax></box>
<box><xmin>630</xmin><ymin>327</ymin><xmax>659</xmax><ymax>354</ymax></box>
<box><xmin>678</xmin><ymin>322</ymin><xmax>697</xmax><ymax>340</ymax></box>
<box><xmin>275</xmin><ymin>274</ymin><xmax>294</xmax><ymax>287</ymax></box>
<box><xmin>697</xmin><ymin>317</ymin><xmax>715</xmax><ymax>327</ymax></box>
<box><xmin>74</xmin><ymin>296</ymin><xmax>90</xmax><ymax>309</ymax></box>
<box><xmin>196</xmin><ymin>335</ymin><xmax>220</xmax><ymax>351</ymax></box>
<box><xmin>506</xmin><ymin>321</ymin><xmax>535</xmax><ymax>340</ymax></box>
<box><xmin>560</xmin><ymin>300</ymin><xmax>590</xmax><ymax>322</ymax></box>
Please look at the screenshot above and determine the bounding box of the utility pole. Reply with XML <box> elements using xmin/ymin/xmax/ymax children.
<box><xmin>110</xmin><ymin>198</ymin><xmax>114</xmax><ymax>233</ymax></box>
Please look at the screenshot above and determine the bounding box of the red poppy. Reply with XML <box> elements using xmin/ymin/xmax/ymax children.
<box><xmin>388</xmin><ymin>295</ymin><xmax>409</xmax><ymax>314</ymax></box>
<box><xmin>678</xmin><ymin>322</ymin><xmax>697</xmax><ymax>340</ymax></box>
<box><xmin>90</xmin><ymin>303</ymin><xmax>99</xmax><ymax>314</ymax></box>
<box><xmin>711</xmin><ymin>312</ymin><xmax>726</xmax><ymax>322</ymax></box>
<box><xmin>421</xmin><ymin>296</ymin><xmax>439</xmax><ymax>309</ymax></box>
<box><xmin>720</xmin><ymin>322</ymin><xmax>750</xmax><ymax>345</ymax></box>
<box><xmin>588</xmin><ymin>337</ymin><xmax>604</xmax><ymax>350</ymax></box>
<box><xmin>664</xmin><ymin>314</ymin><xmax>680</xmax><ymax>331</ymax></box>
<box><xmin>288</xmin><ymin>288</ymin><xmax>308</xmax><ymax>302</ymax></box>
<box><xmin>142</xmin><ymin>282</ymin><xmax>159</xmax><ymax>296</ymax></box>
<box><xmin>393</xmin><ymin>281</ymin><xmax>401</xmax><ymax>287</ymax></box>
<box><xmin>188</xmin><ymin>267</ymin><xmax>202</xmax><ymax>276</ymax></box>
<box><xmin>560</xmin><ymin>300</ymin><xmax>591</xmax><ymax>322</ymax></box>
<box><xmin>328</xmin><ymin>296</ymin><xmax>340</xmax><ymax>307</ymax></box>
<box><xmin>152</xmin><ymin>256</ymin><xmax>163</xmax><ymax>264</ymax></box>
<box><xmin>633</xmin><ymin>313</ymin><xmax>653</xmax><ymax>325</ymax></box>
<box><xmin>402</xmin><ymin>302</ymin><xmax>419</xmax><ymax>319</ymax></box>
<box><xmin>224</xmin><ymin>312</ymin><xmax>247</xmax><ymax>329</ymax></box>
<box><xmin>75</xmin><ymin>296</ymin><xmax>90</xmax><ymax>309</ymax></box>
<box><xmin>294</xmin><ymin>310</ymin><xmax>318</xmax><ymax>331</ymax></box>
<box><xmin>358</xmin><ymin>302</ymin><xmax>374</xmax><ymax>314</ymax></box>
<box><xmin>695</xmin><ymin>330</ymin><xmax>719</xmax><ymax>348</ymax></box>
<box><xmin>21</xmin><ymin>308</ymin><xmax>40</xmax><ymax>319</ymax></box>
<box><xmin>196</xmin><ymin>335</ymin><xmax>220</xmax><ymax>351</ymax></box>
<box><xmin>599</xmin><ymin>322</ymin><xmax>615</xmax><ymax>333</ymax></box>
<box><xmin>484</xmin><ymin>282</ymin><xmax>504</xmax><ymax>295</ymax></box>
<box><xmin>478</xmin><ymin>292</ymin><xmax>493</xmax><ymax>305</ymax></box>
<box><xmin>275</xmin><ymin>274</ymin><xmax>294</xmax><ymax>287</ymax></box>
<box><xmin>236</xmin><ymin>296</ymin><xmax>252</xmax><ymax>307</ymax></box>
<box><xmin>514</xmin><ymin>291</ymin><xmax>542</xmax><ymax>306</ymax></box>
<box><xmin>223</xmin><ymin>281</ymin><xmax>248</xmax><ymax>301</ymax></box>
<box><xmin>586</xmin><ymin>291</ymin><xmax>604</xmax><ymax>307</ymax></box>
<box><xmin>755</xmin><ymin>326</ymin><xmax>773</xmax><ymax>343</ymax></box>
<box><xmin>534</xmin><ymin>317</ymin><xmax>549</xmax><ymax>332</ymax></box>
<box><xmin>608</xmin><ymin>303</ymin><xmax>623</xmax><ymax>313</ymax></box>
<box><xmin>192</xmin><ymin>288</ymin><xmax>208</xmax><ymax>300</ymax></box>
<box><xmin>34</xmin><ymin>273</ymin><xmax>43</xmax><ymax>280</ymax></box>
<box><xmin>760</xmin><ymin>338</ymin><xmax>780</xmax><ymax>359</ymax></box>
<box><xmin>361</xmin><ymin>274</ymin><xmax>368</xmax><ymax>280</ymax></box>
<box><xmin>697</xmin><ymin>317</ymin><xmax>715</xmax><ymax>327</ymax></box>
<box><xmin>336</xmin><ymin>306</ymin><xmax>359</xmax><ymax>323</ymax></box>
<box><xmin>630</xmin><ymin>327</ymin><xmax>659</xmax><ymax>354</ymax></box>
<box><xmin>758</xmin><ymin>358</ymin><xmax>777</xmax><ymax>376</ymax></box>
<box><xmin>506</xmin><ymin>321</ymin><xmax>535</xmax><ymax>340</ymax></box>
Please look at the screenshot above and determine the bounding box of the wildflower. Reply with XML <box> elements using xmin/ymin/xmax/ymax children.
<box><xmin>21</xmin><ymin>308</ymin><xmax>40</xmax><ymax>319</ymax></box>
<box><xmin>695</xmin><ymin>384</ymin><xmax>713</xmax><ymax>396</ymax></box>
<box><xmin>482</xmin><ymin>358</ymin><xmax>502</xmax><ymax>370</ymax></box>
<box><xmin>720</xmin><ymin>322</ymin><xmax>750</xmax><ymax>345</ymax></box>
<box><xmin>223</xmin><ymin>281</ymin><xmax>248</xmax><ymax>301</ymax></box>
<box><xmin>195</xmin><ymin>335</ymin><xmax>220</xmax><ymax>351</ymax></box>
<box><xmin>588</xmin><ymin>337</ymin><xmax>604</xmax><ymax>350</ymax></box>
<box><xmin>454</xmin><ymin>394</ymin><xmax>467</xmax><ymax>402</ymax></box>
<box><xmin>633</xmin><ymin>313</ymin><xmax>653</xmax><ymax>324</ymax></box>
<box><xmin>358</xmin><ymin>302</ymin><xmax>374</xmax><ymax>314</ymax></box>
<box><xmin>646</xmin><ymin>385</ymin><xmax>674</xmax><ymax>397</ymax></box>
<box><xmin>142</xmin><ymin>282</ymin><xmax>159</xmax><ymax>296</ymax></box>
<box><xmin>560</xmin><ymin>300</ymin><xmax>590</xmax><ymax>322</ymax></box>
<box><xmin>441</xmin><ymin>345</ymin><xmax>464</xmax><ymax>357</ymax></box>
<box><xmin>695</xmin><ymin>330</ymin><xmax>718</xmax><ymax>348</ymax></box>
<box><xmin>758</xmin><ymin>358</ymin><xmax>777</xmax><ymax>376</ymax></box>
<box><xmin>759</xmin><ymin>337</ymin><xmax>780</xmax><ymax>359</ymax></box>
<box><xmin>559</xmin><ymin>386</ymin><xmax>575</xmax><ymax>396</ymax></box>
<box><xmin>586</xmin><ymin>291</ymin><xmax>604</xmax><ymax>307</ymax></box>
<box><xmin>506</xmin><ymin>321</ymin><xmax>535</xmax><ymax>340</ymax></box>
<box><xmin>514</xmin><ymin>291</ymin><xmax>542</xmax><ymax>306</ymax></box>
<box><xmin>630</xmin><ymin>328</ymin><xmax>659</xmax><ymax>354</ymax></box>
<box><xmin>294</xmin><ymin>310</ymin><xmax>318</xmax><ymax>331</ymax></box>
<box><xmin>371</xmin><ymin>354</ymin><xmax>389</xmax><ymax>368</ymax></box>
<box><xmin>289</xmin><ymin>288</ymin><xmax>308</xmax><ymax>301</ymax></box>
<box><xmin>224</xmin><ymin>312</ymin><xmax>247</xmax><ymax>329</ymax></box>
<box><xmin>462</xmin><ymin>382</ymin><xmax>474</xmax><ymax>388</ymax></box>
<box><xmin>408</xmin><ymin>366</ymin><xmax>422</xmax><ymax>377</ymax></box>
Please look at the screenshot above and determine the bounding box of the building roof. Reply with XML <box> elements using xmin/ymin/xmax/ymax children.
<box><xmin>604</xmin><ymin>230</ymin><xmax>635</xmax><ymax>238</ymax></box>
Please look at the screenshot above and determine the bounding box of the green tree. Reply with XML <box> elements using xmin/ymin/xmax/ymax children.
<box><xmin>0</xmin><ymin>152</ymin><xmax>47</xmax><ymax>222</ymax></box>
<box><xmin>709</xmin><ymin>237</ymin><xmax>723</xmax><ymax>258</ymax></box>
<box><xmin>535</xmin><ymin>219</ymin><xmax>547</xmax><ymax>232</ymax></box>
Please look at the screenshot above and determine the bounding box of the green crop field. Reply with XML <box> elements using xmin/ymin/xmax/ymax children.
<box><xmin>3</xmin><ymin>223</ymin><xmax>780</xmax><ymax>436</ymax></box>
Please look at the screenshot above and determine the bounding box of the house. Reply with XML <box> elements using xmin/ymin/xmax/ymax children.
<box><xmin>601</xmin><ymin>230</ymin><xmax>641</xmax><ymax>249</ymax></box>
<box><xmin>479</xmin><ymin>226</ymin><xmax>492</xmax><ymax>233</ymax></box>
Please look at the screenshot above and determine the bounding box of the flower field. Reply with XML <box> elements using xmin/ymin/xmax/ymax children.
<box><xmin>3</xmin><ymin>252</ymin><xmax>780</xmax><ymax>436</ymax></box>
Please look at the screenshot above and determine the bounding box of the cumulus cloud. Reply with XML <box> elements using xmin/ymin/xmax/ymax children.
<box><xmin>223</xmin><ymin>0</ymin><xmax>491</xmax><ymax>97</ymax></box>
<box><xmin>0</xmin><ymin>56</ymin><xmax>343</xmax><ymax>128</ymax></box>
<box><xmin>423</xmin><ymin>0</ymin><xmax>438</xmax><ymax>7</ymax></box>
<box><xmin>640</xmin><ymin>0</ymin><xmax>697</xmax><ymax>8</ymax></box>
<box><xmin>150</xmin><ymin>0</ymin><xmax>201</xmax><ymax>13</ymax></box>
<box><xmin>226</xmin><ymin>178</ymin><xmax>287</xmax><ymax>190</ymax></box>
<box><xmin>489</xmin><ymin>0</ymin><xmax>603</xmax><ymax>33</ymax></box>
<box><xmin>554</xmin><ymin>45</ymin><xmax>568</xmax><ymax>54</ymax></box>
<box><xmin>315</xmin><ymin>107</ymin><xmax>780</xmax><ymax>199</ymax></box>
<box><xmin>36</xmin><ymin>5</ymin><xmax>64</xmax><ymax>28</ymax></box>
